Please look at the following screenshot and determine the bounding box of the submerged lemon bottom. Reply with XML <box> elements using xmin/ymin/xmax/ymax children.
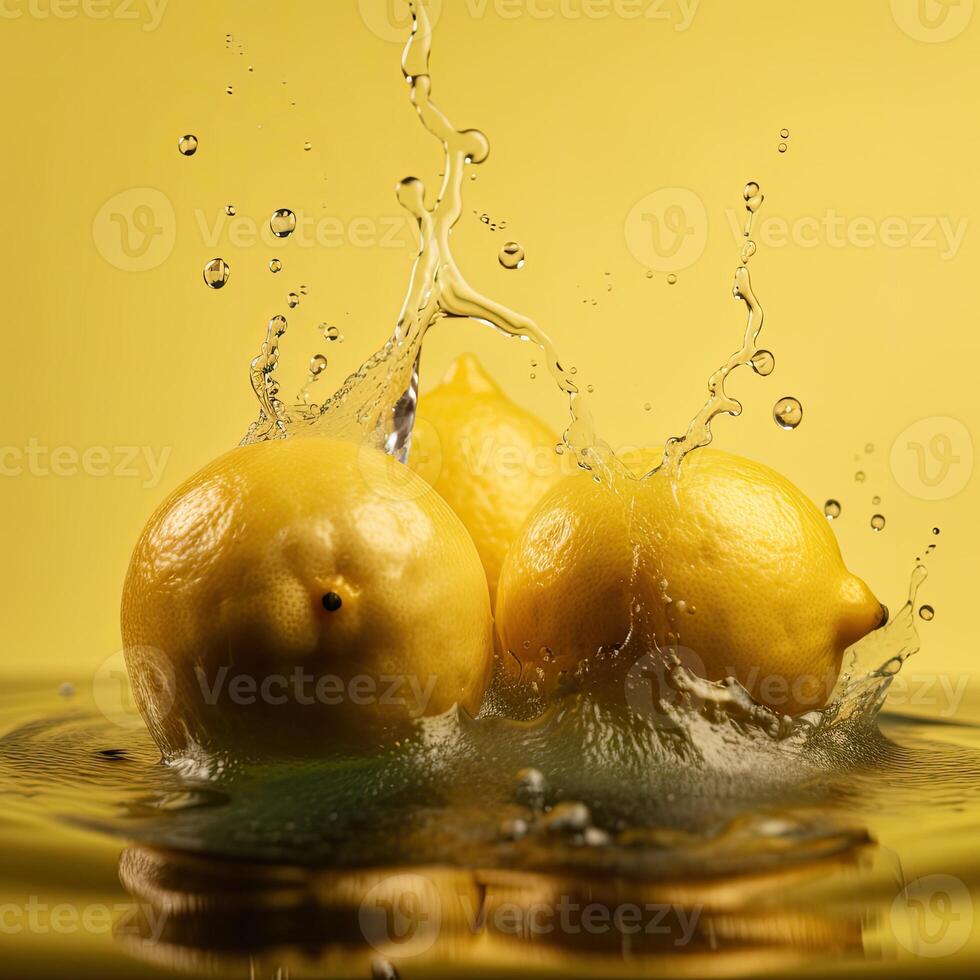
<box><xmin>1</xmin><ymin>668</ymin><xmax>980</xmax><ymax>980</ymax></box>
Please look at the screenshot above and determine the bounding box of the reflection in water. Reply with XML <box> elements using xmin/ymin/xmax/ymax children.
<box><xmin>3</xmin><ymin>684</ymin><xmax>980</xmax><ymax>976</ymax></box>
<box><xmin>117</xmin><ymin>822</ymin><xmax>877</xmax><ymax>979</ymax></box>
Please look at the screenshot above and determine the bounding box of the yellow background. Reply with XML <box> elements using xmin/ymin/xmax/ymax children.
<box><xmin>1</xmin><ymin>0</ymin><xmax>977</xmax><ymax>716</ymax></box>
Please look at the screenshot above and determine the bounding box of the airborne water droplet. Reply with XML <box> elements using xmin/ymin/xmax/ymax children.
<box><xmin>270</xmin><ymin>208</ymin><xmax>297</xmax><ymax>238</ymax></box>
<box><xmin>498</xmin><ymin>241</ymin><xmax>525</xmax><ymax>270</ymax></box>
<box><xmin>855</xmin><ymin>470</ymin><xmax>866</xmax><ymax>482</ymax></box>
<box><xmin>919</xmin><ymin>604</ymin><xmax>935</xmax><ymax>621</ymax></box>
<box><xmin>309</xmin><ymin>354</ymin><xmax>327</xmax><ymax>375</ymax></box>
<box><xmin>780</xmin><ymin>128</ymin><xmax>790</xmax><ymax>139</ymax></box>
<box><xmin>287</xmin><ymin>291</ymin><xmax>300</xmax><ymax>308</ymax></box>
<box><xmin>666</xmin><ymin>273</ymin><xmax>678</xmax><ymax>285</ymax></box>
<box><xmin>824</xmin><ymin>499</ymin><xmax>841</xmax><ymax>520</ymax></box>
<box><xmin>751</xmin><ymin>349</ymin><xmax>775</xmax><ymax>376</ymax></box>
<box><xmin>303</xmin><ymin>140</ymin><xmax>312</xmax><ymax>152</ymax></box>
<box><xmin>777</xmin><ymin>142</ymin><xmax>788</xmax><ymax>153</ymax></box>
<box><xmin>269</xmin><ymin>258</ymin><xmax>282</xmax><ymax>273</ymax></box>
<box><xmin>177</xmin><ymin>134</ymin><xmax>198</xmax><ymax>156</ymax></box>
<box><xmin>225</xmin><ymin>204</ymin><xmax>236</xmax><ymax>216</ymax></box>
<box><xmin>870</xmin><ymin>513</ymin><xmax>886</xmax><ymax>531</ymax></box>
<box><xmin>202</xmin><ymin>258</ymin><xmax>230</xmax><ymax>289</ymax></box>
<box><xmin>773</xmin><ymin>396</ymin><xmax>802</xmax><ymax>429</ymax></box>
<box><xmin>322</xmin><ymin>324</ymin><xmax>341</xmax><ymax>341</ymax></box>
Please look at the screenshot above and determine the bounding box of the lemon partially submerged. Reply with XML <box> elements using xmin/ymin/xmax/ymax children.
<box><xmin>496</xmin><ymin>447</ymin><xmax>884</xmax><ymax>715</ymax></box>
<box><xmin>122</xmin><ymin>437</ymin><xmax>493</xmax><ymax>759</ymax></box>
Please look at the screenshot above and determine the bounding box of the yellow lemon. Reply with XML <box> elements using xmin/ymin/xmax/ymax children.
<box><xmin>409</xmin><ymin>353</ymin><xmax>562</xmax><ymax>603</ymax></box>
<box><xmin>495</xmin><ymin>447</ymin><xmax>884</xmax><ymax>715</ymax></box>
<box><xmin>121</xmin><ymin>437</ymin><xmax>493</xmax><ymax>759</ymax></box>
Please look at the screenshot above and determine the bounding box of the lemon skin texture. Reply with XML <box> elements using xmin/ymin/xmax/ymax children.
<box><xmin>495</xmin><ymin>447</ymin><xmax>883</xmax><ymax>715</ymax></box>
<box><xmin>121</xmin><ymin>437</ymin><xmax>493</xmax><ymax>759</ymax></box>
<box><xmin>409</xmin><ymin>353</ymin><xmax>562</xmax><ymax>605</ymax></box>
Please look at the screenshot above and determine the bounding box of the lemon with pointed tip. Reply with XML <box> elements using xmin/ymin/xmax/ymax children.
<box><xmin>409</xmin><ymin>353</ymin><xmax>562</xmax><ymax>603</ymax></box>
<box><xmin>495</xmin><ymin>447</ymin><xmax>884</xmax><ymax>715</ymax></box>
<box><xmin>121</xmin><ymin>437</ymin><xmax>493</xmax><ymax>759</ymax></box>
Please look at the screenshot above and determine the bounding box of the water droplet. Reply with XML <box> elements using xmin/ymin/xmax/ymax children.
<box><xmin>303</xmin><ymin>140</ymin><xmax>312</xmax><ymax>152</ymax></box>
<box><xmin>780</xmin><ymin>128</ymin><xmax>790</xmax><ymax>139</ymax></box>
<box><xmin>514</xmin><ymin>767</ymin><xmax>547</xmax><ymax>808</ymax></box>
<box><xmin>540</xmin><ymin>646</ymin><xmax>555</xmax><ymax>663</ymax></box>
<box><xmin>226</xmin><ymin>84</ymin><xmax>234</xmax><ymax>96</ymax></box>
<box><xmin>499</xmin><ymin>241</ymin><xmax>525</xmax><ymax>270</ymax></box>
<box><xmin>865</xmin><ymin>443</ymin><xmax>875</xmax><ymax>453</ymax></box>
<box><xmin>224</xmin><ymin>204</ymin><xmax>236</xmax><ymax>216</ymax></box>
<box><xmin>644</xmin><ymin>402</ymin><xmax>652</xmax><ymax>412</ymax></box>
<box><xmin>287</xmin><ymin>291</ymin><xmax>300</xmax><ymax>308</ymax></box>
<box><xmin>202</xmin><ymin>257</ymin><xmax>230</xmax><ymax>289</ymax></box>
<box><xmin>740</xmin><ymin>240</ymin><xmax>757</xmax><ymax>262</ymax></box>
<box><xmin>872</xmin><ymin>495</ymin><xmax>881</xmax><ymax>505</ymax></box>
<box><xmin>299</xmin><ymin>284</ymin><xmax>309</xmax><ymax>295</ymax></box>
<box><xmin>751</xmin><ymin>349</ymin><xmax>775</xmax><ymax>376</ymax></box>
<box><xmin>645</xmin><ymin>270</ymin><xmax>654</xmax><ymax>279</ymax></box>
<box><xmin>269</xmin><ymin>258</ymin><xmax>282</xmax><ymax>273</ymax></box>
<box><xmin>666</xmin><ymin>273</ymin><xmax>678</xmax><ymax>285</ymax></box>
<box><xmin>309</xmin><ymin>354</ymin><xmax>327</xmax><ymax>375</ymax></box>
<box><xmin>177</xmin><ymin>134</ymin><xmax>198</xmax><ymax>156</ymax></box>
<box><xmin>870</xmin><ymin>514</ymin><xmax>886</xmax><ymax>532</ymax></box>
<box><xmin>773</xmin><ymin>396</ymin><xmax>803</xmax><ymax>429</ymax></box>
<box><xmin>933</xmin><ymin>527</ymin><xmax>941</xmax><ymax>535</ymax></box>
<box><xmin>824</xmin><ymin>499</ymin><xmax>841</xmax><ymax>520</ymax></box>
<box><xmin>322</xmin><ymin>324</ymin><xmax>341</xmax><ymax>341</ymax></box>
<box><xmin>919</xmin><ymin>604</ymin><xmax>935</xmax><ymax>621</ymax></box>
<box><xmin>58</xmin><ymin>682</ymin><xmax>75</xmax><ymax>698</ymax></box>
<box><xmin>270</xmin><ymin>208</ymin><xmax>297</xmax><ymax>238</ymax></box>
<box><xmin>855</xmin><ymin>471</ymin><xmax>866</xmax><ymax>482</ymax></box>
<box><xmin>777</xmin><ymin>142</ymin><xmax>788</xmax><ymax>153</ymax></box>
<box><xmin>743</xmin><ymin>181</ymin><xmax>764</xmax><ymax>213</ymax></box>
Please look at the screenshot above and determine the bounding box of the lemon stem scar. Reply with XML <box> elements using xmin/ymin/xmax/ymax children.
<box><xmin>321</xmin><ymin>592</ymin><xmax>343</xmax><ymax>612</ymax></box>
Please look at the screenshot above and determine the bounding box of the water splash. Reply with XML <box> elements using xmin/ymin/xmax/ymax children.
<box><xmin>241</xmin><ymin>0</ymin><xmax>602</xmax><ymax>470</ymax></box>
